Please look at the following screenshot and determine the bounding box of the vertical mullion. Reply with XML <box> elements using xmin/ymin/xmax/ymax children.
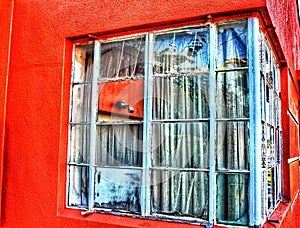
<box><xmin>88</xmin><ymin>41</ymin><xmax>100</xmax><ymax>210</ymax></box>
<box><xmin>208</xmin><ymin>22</ymin><xmax>216</xmax><ymax>226</ymax></box>
<box><xmin>141</xmin><ymin>32</ymin><xmax>153</xmax><ymax>216</ymax></box>
<box><xmin>248</xmin><ymin>17</ymin><xmax>262</xmax><ymax>226</ymax></box>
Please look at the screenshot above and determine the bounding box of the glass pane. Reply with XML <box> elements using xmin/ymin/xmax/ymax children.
<box><xmin>94</xmin><ymin>168</ymin><xmax>141</xmax><ymax>212</ymax></box>
<box><xmin>260</xmin><ymin>75</ymin><xmax>266</xmax><ymax>121</ymax></box>
<box><xmin>266</xmin><ymin>126</ymin><xmax>275</xmax><ymax>166</ymax></box>
<box><xmin>216</xmin><ymin>71</ymin><xmax>249</xmax><ymax>119</ymax></box>
<box><xmin>96</xmin><ymin>124</ymin><xmax>143</xmax><ymax>167</ymax></box>
<box><xmin>70</xmin><ymin>84</ymin><xmax>92</xmax><ymax>122</ymax></box>
<box><xmin>216</xmin><ymin>173</ymin><xmax>248</xmax><ymax>225</ymax></box>
<box><xmin>98</xmin><ymin>79</ymin><xmax>144</xmax><ymax>120</ymax></box>
<box><xmin>100</xmin><ymin>37</ymin><xmax>145</xmax><ymax>78</ymax></box>
<box><xmin>216</xmin><ymin>121</ymin><xmax>249</xmax><ymax>170</ymax></box>
<box><xmin>151</xmin><ymin>122</ymin><xmax>209</xmax><ymax>169</ymax></box>
<box><xmin>72</xmin><ymin>44</ymin><xmax>94</xmax><ymax>83</ymax></box>
<box><xmin>68</xmin><ymin>165</ymin><xmax>89</xmax><ymax>207</ymax></box>
<box><xmin>217</xmin><ymin>21</ymin><xmax>247</xmax><ymax>69</ymax></box>
<box><xmin>154</xmin><ymin>27</ymin><xmax>209</xmax><ymax>74</ymax></box>
<box><xmin>261</xmin><ymin>123</ymin><xmax>267</xmax><ymax>168</ymax></box>
<box><xmin>152</xmin><ymin>75</ymin><xmax>209</xmax><ymax>119</ymax></box>
<box><xmin>267</xmin><ymin>167</ymin><xmax>274</xmax><ymax>209</ymax></box>
<box><xmin>261</xmin><ymin>170</ymin><xmax>268</xmax><ymax>219</ymax></box>
<box><xmin>69</xmin><ymin>124</ymin><xmax>90</xmax><ymax>163</ymax></box>
<box><xmin>151</xmin><ymin>170</ymin><xmax>208</xmax><ymax>219</ymax></box>
<box><xmin>266</xmin><ymin>85</ymin><xmax>274</xmax><ymax>125</ymax></box>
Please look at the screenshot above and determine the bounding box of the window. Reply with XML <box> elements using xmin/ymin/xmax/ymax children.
<box><xmin>259</xmin><ymin>33</ymin><xmax>282</xmax><ymax>219</ymax></box>
<box><xmin>66</xmin><ymin>18</ymin><xmax>282</xmax><ymax>226</ymax></box>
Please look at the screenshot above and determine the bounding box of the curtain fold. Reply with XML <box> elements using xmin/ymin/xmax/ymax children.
<box><xmin>151</xmin><ymin>28</ymin><xmax>209</xmax><ymax>219</ymax></box>
<box><xmin>68</xmin><ymin>44</ymin><xmax>94</xmax><ymax>207</ymax></box>
<box><xmin>215</xmin><ymin>21</ymin><xmax>249</xmax><ymax>225</ymax></box>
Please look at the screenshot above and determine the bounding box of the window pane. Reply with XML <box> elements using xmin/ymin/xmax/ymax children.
<box><xmin>216</xmin><ymin>173</ymin><xmax>248</xmax><ymax>225</ymax></box>
<box><xmin>69</xmin><ymin>125</ymin><xmax>90</xmax><ymax>163</ymax></box>
<box><xmin>261</xmin><ymin>170</ymin><xmax>268</xmax><ymax>219</ymax></box>
<box><xmin>94</xmin><ymin>168</ymin><xmax>141</xmax><ymax>212</ymax></box>
<box><xmin>154</xmin><ymin>27</ymin><xmax>209</xmax><ymax>74</ymax></box>
<box><xmin>152</xmin><ymin>75</ymin><xmax>209</xmax><ymax>119</ymax></box>
<box><xmin>98</xmin><ymin>79</ymin><xmax>144</xmax><ymax>120</ymax></box>
<box><xmin>96</xmin><ymin>124</ymin><xmax>143</xmax><ymax>167</ymax></box>
<box><xmin>216</xmin><ymin>121</ymin><xmax>249</xmax><ymax>170</ymax></box>
<box><xmin>72</xmin><ymin>44</ymin><xmax>94</xmax><ymax>83</ymax></box>
<box><xmin>71</xmin><ymin>84</ymin><xmax>92</xmax><ymax>122</ymax></box>
<box><xmin>260</xmin><ymin>75</ymin><xmax>266</xmax><ymax>121</ymax></box>
<box><xmin>68</xmin><ymin>165</ymin><xmax>89</xmax><ymax>207</ymax></box>
<box><xmin>151</xmin><ymin>123</ymin><xmax>209</xmax><ymax>169</ymax></box>
<box><xmin>151</xmin><ymin>170</ymin><xmax>208</xmax><ymax>219</ymax></box>
<box><xmin>216</xmin><ymin>71</ymin><xmax>249</xmax><ymax>119</ymax></box>
<box><xmin>217</xmin><ymin>21</ymin><xmax>247</xmax><ymax>69</ymax></box>
<box><xmin>100</xmin><ymin>37</ymin><xmax>145</xmax><ymax>78</ymax></box>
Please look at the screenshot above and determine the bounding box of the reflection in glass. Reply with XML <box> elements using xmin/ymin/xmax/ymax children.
<box><xmin>217</xmin><ymin>21</ymin><xmax>247</xmax><ymax>69</ymax></box>
<box><xmin>154</xmin><ymin>27</ymin><xmax>209</xmax><ymax>74</ymax></box>
<box><xmin>94</xmin><ymin>168</ymin><xmax>141</xmax><ymax>212</ymax></box>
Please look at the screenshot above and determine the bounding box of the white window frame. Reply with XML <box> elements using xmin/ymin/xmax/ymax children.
<box><xmin>66</xmin><ymin>17</ymin><xmax>282</xmax><ymax>227</ymax></box>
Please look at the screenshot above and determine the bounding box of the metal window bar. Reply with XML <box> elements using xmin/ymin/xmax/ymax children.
<box><xmin>208</xmin><ymin>22</ymin><xmax>216</xmax><ymax>227</ymax></box>
<box><xmin>88</xmin><ymin>41</ymin><xmax>101</xmax><ymax>210</ymax></box>
<box><xmin>248</xmin><ymin>17</ymin><xmax>262</xmax><ymax>226</ymax></box>
<box><xmin>141</xmin><ymin>32</ymin><xmax>152</xmax><ymax>216</ymax></box>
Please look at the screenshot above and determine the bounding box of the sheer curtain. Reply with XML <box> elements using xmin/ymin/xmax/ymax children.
<box><xmin>68</xmin><ymin>44</ymin><xmax>94</xmax><ymax>207</ymax></box>
<box><xmin>151</xmin><ymin>28</ymin><xmax>210</xmax><ymax>219</ymax></box>
<box><xmin>215</xmin><ymin>21</ymin><xmax>249</xmax><ymax>225</ymax></box>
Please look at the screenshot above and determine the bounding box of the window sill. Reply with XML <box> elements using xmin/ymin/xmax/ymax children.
<box><xmin>57</xmin><ymin>208</ymin><xmax>207</xmax><ymax>228</ymax></box>
<box><xmin>263</xmin><ymin>199</ymin><xmax>290</xmax><ymax>228</ymax></box>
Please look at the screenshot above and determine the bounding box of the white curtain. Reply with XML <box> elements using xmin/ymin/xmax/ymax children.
<box><xmin>215</xmin><ymin>21</ymin><xmax>249</xmax><ymax>225</ymax></box>
<box><xmin>151</xmin><ymin>28</ymin><xmax>210</xmax><ymax>219</ymax></box>
<box><xmin>68</xmin><ymin>44</ymin><xmax>94</xmax><ymax>207</ymax></box>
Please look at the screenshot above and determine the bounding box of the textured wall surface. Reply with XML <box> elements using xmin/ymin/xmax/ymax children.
<box><xmin>1</xmin><ymin>0</ymin><xmax>299</xmax><ymax>227</ymax></box>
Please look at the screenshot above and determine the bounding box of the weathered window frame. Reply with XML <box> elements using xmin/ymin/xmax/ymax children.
<box><xmin>66</xmin><ymin>17</ymin><xmax>282</xmax><ymax>227</ymax></box>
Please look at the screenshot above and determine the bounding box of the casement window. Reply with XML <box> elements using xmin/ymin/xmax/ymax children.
<box><xmin>259</xmin><ymin>33</ymin><xmax>282</xmax><ymax>219</ymax></box>
<box><xmin>67</xmin><ymin>18</ymin><xmax>282</xmax><ymax>226</ymax></box>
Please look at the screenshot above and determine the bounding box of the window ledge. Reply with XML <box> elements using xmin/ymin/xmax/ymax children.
<box><xmin>263</xmin><ymin>199</ymin><xmax>290</xmax><ymax>228</ymax></box>
<box><xmin>57</xmin><ymin>208</ymin><xmax>207</xmax><ymax>228</ymax></box>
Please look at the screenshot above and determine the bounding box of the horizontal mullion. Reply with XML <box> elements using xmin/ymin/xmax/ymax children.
<box><xmin>151</xmin><ymin>118</ymin><xmax>209</xmax><ymax>123</ymax></box>
<box><xmin>216</xmin><ymin>169</ymin><xmax>250</xmax><ymax>174</ymax></box>
<box><xmin>96</xmin><ymin>120</ymin><xmax>143</xmax><ymax>125</ymax></box>
<box><xmin>98</xmin><ymin>75</ymin><xmax>144</xmax><ymax>83</ymax></box>
<box><xmin>93</xmin><ymin>165</ymin><xmax>143</xmax><ymax>170</ymax></box>
<box><xmin>215</xmin><ymin>118</ymin><xmax>249</xmax><ymax>122</ymax></box>
<box><xmin>69</xmin><ymin>122</ymin><xmax>91</xmax><ymax>125</ymax></box>
<box><xmin>71</xmin><ymin>81</ymin><xmax>93</xmax><ymax>85</ymax></box>
<box><xmin>68</xmin><ymin>162</ymin><xmax>89</xmax><ymax>167</ymax></box>
<box><xmin>153</xmin><ymin>72</ymin><xmax>209</xmax><ymax>78</ymax></box>
<box><xmin>150</xmin><ymin>167</ymin><xmax>209</xmax><ymax>172</ymax></box>
<box><xmin>215</xmin><ymin>67</ymin><xmax>248</xmax><ymax>72</ymax></box>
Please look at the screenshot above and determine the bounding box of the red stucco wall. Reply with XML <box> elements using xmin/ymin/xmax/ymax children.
<box><xmin>0</xmin><ymin>0</ymin><xmax>13</xmax><ymax>219</ymax></box>
<box><xmin>267</xmin><ymin>0</ymin><xmax>300</xmax><ymax>76</ymax></box>
<box><xmin>1</xmin><ymin>0</ymin><xmax>299</xmax><ymax>227</ymax></box>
